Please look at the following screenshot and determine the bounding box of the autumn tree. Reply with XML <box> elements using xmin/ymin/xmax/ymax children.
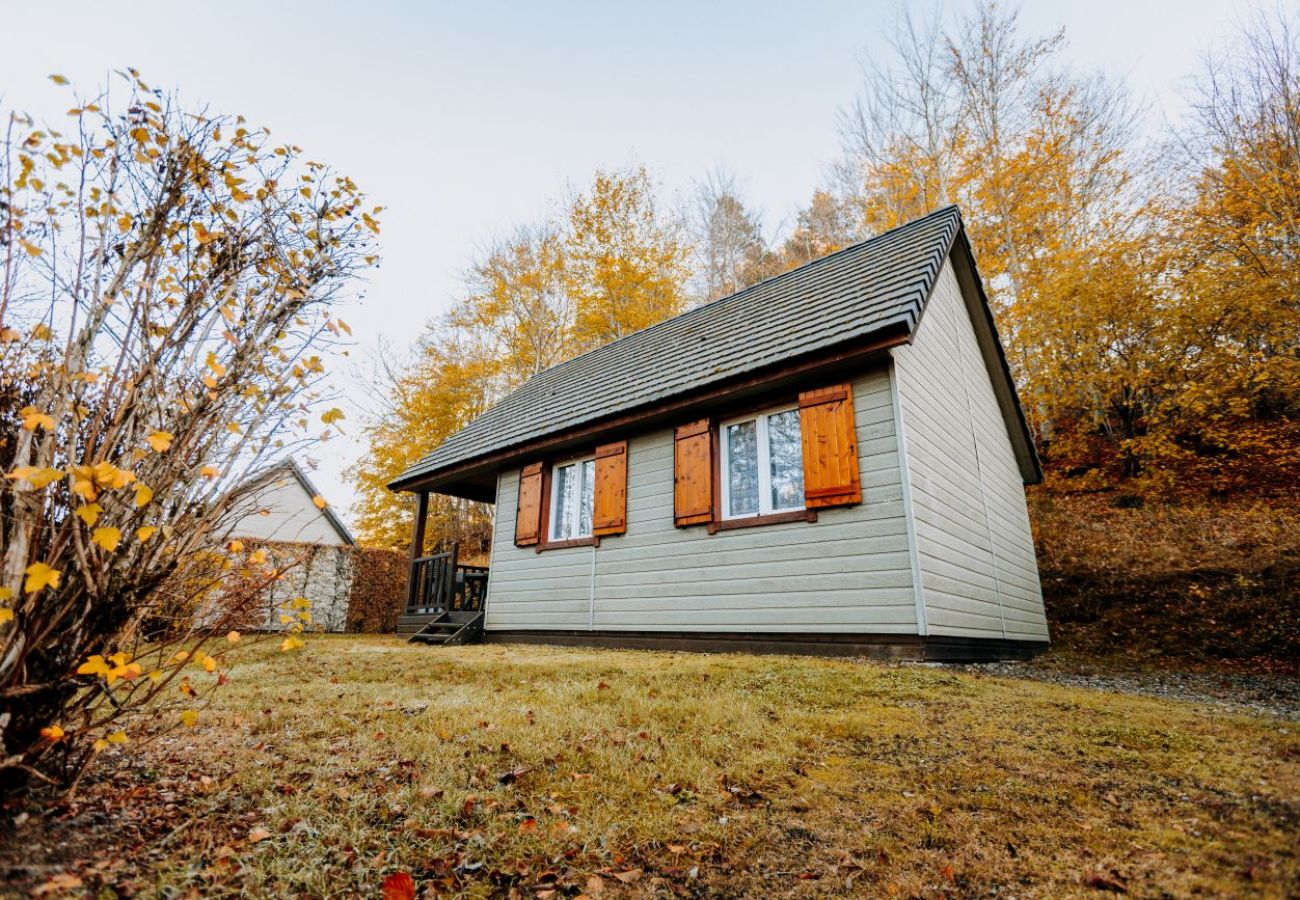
<box><xmin>566</xmin><ymin>167</ymin><xmax>691</xmax><ymax>349</ymax></box>
<box><xmin>839</xmin><ymin>1</ymin><xmax>1168</xmax><ymax>481</ymax></box>
<box><xmin>1173</xmin><ymin>3</ymin><xmax>1300</xmax><ymax>423</ymax></box>
<box><xmin>0</xmin><ymin>71</ymin><xmax>377</xmax><ymax>788</ymax></box>
<box><xmin>353</xmin><ymin>167</ymin><xmax>690</xmax><ymax>548</ymax></box>
<box><xmin>688</xmin><ymin>170</ymin><xmax>767</xmax><ymax>302</ymax></box>
<box><xmin>349</xmin><ymin>331</ymin><xmax>497</xmax><ymax>555</ymax></box>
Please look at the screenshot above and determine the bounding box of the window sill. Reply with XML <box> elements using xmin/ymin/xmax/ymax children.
<box><xmin>707</xmin><ymin>509</ymin><xmax>817</xmax><ymax>533</ymax></box>
<box><xmin>537</xmin><ymin>536</ymin><xmax>600</xmax><ymax>552</ymax></box>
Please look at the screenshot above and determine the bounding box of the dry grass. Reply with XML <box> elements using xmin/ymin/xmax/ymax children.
<box><xmin>1031</xmin><ymin>494</ymin><xmax>1300</xmax><ymax>666</ymax></box>
<box><xmin>6</xmin><ymin>636</ymin><xmax>1299</xmax><ymax>897</ymax></box>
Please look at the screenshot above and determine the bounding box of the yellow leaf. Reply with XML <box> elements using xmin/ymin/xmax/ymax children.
<box><xmin>49</xmin><ymin>74</ymin><xmax>70</xmax><ymax>85</ymax></box>
<box><xmin>41</xmin><ymin>724</ymin><xmax>65</xmax><ymax>742</ymax></box>
<box><xmin>77</xmin><ymin>655</ymin><xmax>110</xmax><ymax>677</ymax></box>
<box><xmin>227</xmin><ymin>630</ymin><xmax>241</xmax><ymax>643</ymax></box>
<box><xmin>31</xmin><ymin>323</ymin><xmax>53</xmax><ymax>340</ymax></box>
<box><xmin>24</xmin><ymin>562</ymin><xmax>61</xmax><ymax>593</ymax></box>
<box><xmin>91</xmin><ymin>460</ymin><xmax>134</xmax><ymax>489</ymax></box>
<box><xmin>0</xmin><ymin>608</ymin><xmax>13</xmax><ymax>625</ymax></box>
<box><xmin>136</xmin><ymin>525</ymin><xmax>158</xmax><ymax>541</ymax></box>
<box><xmin>92</xmin><ymin>526</ymin><xmax>122</xmax><ymax>552</ymax></box>
<box><xmin>147</xmin><ymin>430</ymin><xmax>174</xmax><ymax>452</ymax></box>
<box><xmin>201</xmin><ymin>465</ymin><xmax>219</xmax><ymax>479</ymax></box>
<box><xmin>226</xmin><ymin>422</ymin><xmax>241</xmax><ymax>434</ymax></box>
<box><xmin>0</xmin><ymin>587</ymin><xmax>12</xmax><ymax>602</ymax></box>
<box><xmin>107</xmin><ymin>730</ymin><xmax>128</xmax><ymax>744</ymax></box>
<box><xmin>280</xmin><ymin>636</ymin><xmax>304</xmax><ymax>652</ymax></box>
<box><xmin>248</xmin><ymin>549</ymin><xmax>267</xmax><ymax>565</ymax></box>
<box><xmin>312</xmin><ymin>495</ymin><xmax>328</xmax><ymax>510</ymax></box>
<box><xmin>205</xmin><ymin>352</ymin><xmax>227</xmax><ymax>376</ymax></box>
<box><xmin>5</xmin><ymin>466</ymin><xmax>63</xmax><ymax>488</ymax></box>
<box><xmin>134</xmin><ymin>483</ymin><xmax>153</xmax><ymax>507</ymax></box>
<box><xmin>321</xmin><ymin>407</ymin><xmax>345</xmax><ymax>425</ymax></box>
<box><xmin>20</xmin><ymin>406</ymin><xmax>54</xmax><ymax>431</ymax></box>
<box><xmin>20</xmin><ymin>239</ymin><xmax>43</xmax><ymax>257</ymax></box>
<box><xmin>227</xmin><ymin>539</ymin><xmax>245</xmax><ymax>553</ymax></box>
<box><xmin>180</xmin><ymin>710</ymin><xmax>199</xmax><ymax>728</ymax></box>
<box><xmin>93</xmin><ymin>738</ymin><xmax>109</xmax><ymax>752</ymax></box>
<box><xmin>76</xmin><ymin>503</ymin><xmax>103</xmax><ymax>526</ymax></box>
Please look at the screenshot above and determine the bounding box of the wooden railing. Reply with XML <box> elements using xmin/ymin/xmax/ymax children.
<box><xmin>405</xmin><ymin>542</ymin><xmax>488</xmax><ymax>616</ymax></box>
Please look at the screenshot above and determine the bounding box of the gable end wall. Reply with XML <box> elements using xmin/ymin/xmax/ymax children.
<box><xmin>892</xmin><ymin>258</ymin><xmax>1049</xmax><ymax>641</ymax></box>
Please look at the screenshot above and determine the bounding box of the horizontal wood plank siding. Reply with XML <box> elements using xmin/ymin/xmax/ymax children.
<box><xmin>484</xmin><ymin>367</ymin><xmax>917</xmax><ymax>633</ymax></box>
<box><xmin>892</xmin><ymin>260</ymin><xmax>1049</xmax><ymax>641</ymax></box>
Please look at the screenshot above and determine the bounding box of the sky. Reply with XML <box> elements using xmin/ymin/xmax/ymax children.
<box><xmin>1</xmin><ymin>0</ymin><xmax>1257</xmax><ymax>529</ymax></box>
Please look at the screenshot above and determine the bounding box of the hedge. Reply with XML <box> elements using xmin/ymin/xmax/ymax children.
<box><xmin>346</xmin><ymin>546</ymin><xmax>410</xmax><ymax>633</ymax></box>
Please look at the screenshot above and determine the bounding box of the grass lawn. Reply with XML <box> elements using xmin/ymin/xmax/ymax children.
<box><xmin>7</xmin><ymin>635</ymin><xmax>1298</xmax><ymax>897</ymax></box>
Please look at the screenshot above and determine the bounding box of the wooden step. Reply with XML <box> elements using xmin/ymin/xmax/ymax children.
<box><xmin>406</xmin><ymin>612</ymin><xmax>485</xmax><ymax>646</ymax></box>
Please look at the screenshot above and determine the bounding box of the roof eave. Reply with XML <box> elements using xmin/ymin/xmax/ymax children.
<box><xmin>389</xmin><ymin>320</ymin><xmax>914</xmax><ymax>498</ymax></box>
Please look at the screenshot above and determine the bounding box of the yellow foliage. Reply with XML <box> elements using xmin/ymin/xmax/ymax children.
<box><xmin>147</xmin><ymin>430</ymin><xmax>174</xmax><ymax>452</ymax></box>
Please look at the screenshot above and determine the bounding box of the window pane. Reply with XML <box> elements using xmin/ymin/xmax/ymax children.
<box><xmin>553</xmin><ymin>463</ymin><xmax>575</xmax><ymax>540</ymax></box>
<box><xmin>767</xmin><ymin>409</ymin><xmax>804</xmax><ymax>510</ymax></box>
<box><xmin>726</xmin><ymin>420</ymin><xmax>759</xmax><ymax>517</ymax></box>
<box><xmin>578</xmin><ymin>459</ymin><xmax>595</xmax><ymax>537</ymax></box>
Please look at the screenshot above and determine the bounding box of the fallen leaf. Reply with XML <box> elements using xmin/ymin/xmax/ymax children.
<box><xmin>381</xmin><ymin>872</ymin><xmax>416</xmax><ymax>900</ymax></box>
<box><xmin>248</xmin><ymin>825</ymin><xmax>272</xmax><ymax>843</ymax></box>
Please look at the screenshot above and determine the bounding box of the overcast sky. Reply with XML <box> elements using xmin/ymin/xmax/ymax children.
<box><xmin>1</xmin><ymin>0</ymin><xmax>1255</xmax><ymax>527</ymax></box>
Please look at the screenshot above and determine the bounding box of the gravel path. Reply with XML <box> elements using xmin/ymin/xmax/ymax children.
<box><xmin>945</xmin><ymin>658</ymin><xmax>1300</xmax><ymax>719</ymax></box>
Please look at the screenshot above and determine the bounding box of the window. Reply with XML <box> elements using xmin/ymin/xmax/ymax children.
<box><xmin>549</xmin><ymin>456</ymin><xmax>596</xmax><ymax>541</ymax></box>
<box><xmin>719</xmin><ymin>405</ymin><xmax>804</xmax><ymax>519</ymax></box>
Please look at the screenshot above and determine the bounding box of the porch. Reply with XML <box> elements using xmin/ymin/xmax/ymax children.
<box><xmin>396</xmin><ymin>492</ymin><xmax>490</xmax><ymax>644</ymax></box>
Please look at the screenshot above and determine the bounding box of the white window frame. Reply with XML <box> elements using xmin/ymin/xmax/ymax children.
<box><xmin>719</xmin><ymin>403</ymin><xmax>804</xmax><ymax>520</ymax></box>
<box><xmin>548</xmin><ymin>455</ymin><xmax>596</xmax><ymax>542</ymax></box>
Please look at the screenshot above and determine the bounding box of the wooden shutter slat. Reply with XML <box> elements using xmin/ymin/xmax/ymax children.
<box><xmin>674</xmin><ymin>419</ymin><xmax>714</xmax><ymax>526</ymax></box>
<box><xmin>798</xmin><ymin>384</ymin><xmax>861</xmax><ymax>509</ymax></box>
<box><xmin>593</xmin><ymin>440</ymin><xmax>628</xmax><ymax>536</ymax></box>
<box><xmin>514</xmin><ymin>461</ymin><xmax>545</xmax><ymax>546</ymax></box>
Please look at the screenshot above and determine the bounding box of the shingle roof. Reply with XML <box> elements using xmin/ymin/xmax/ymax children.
<box><xmin>391</xmin><ymin>205</ymin><xmax>964</xmax><ymax>490</ymax></box>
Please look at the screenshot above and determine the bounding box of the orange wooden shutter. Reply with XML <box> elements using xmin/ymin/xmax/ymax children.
<box><xmin>798</xmin><ymin>384</ymin><xmax>862</xmax><ymax>508</ymax></box>
<box><xmin>514</xmin><ymin>462</ymin><xmax>545</xmax><ymax>546</ymax></box>
<box><xmin>592</xmin><ymin>441</ymin><xmax>628</xmax><ymax>536</ymax></box>
<box><xmin>674</xmin><ymin>419</ymin><xmax>714</xmax><ymax>526</ymax></box>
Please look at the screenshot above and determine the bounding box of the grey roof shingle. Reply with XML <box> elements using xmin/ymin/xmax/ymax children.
<box><xmin>391</xmin><ymin>205</ymin><xmax>964</xmax><ymax>490</ymax></box>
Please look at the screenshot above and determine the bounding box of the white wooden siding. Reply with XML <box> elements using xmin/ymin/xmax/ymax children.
<box><xmin>485</xmin><ymin>367</ymin><xmax>919</xmax><ymax>633</ymax></box>
<box><xmin>891</xmin><ymin>259</ymin><xmax>1049</xmax><ymax>641</ymax></box>
<box><xmin>230</xmin><ymin>472</ymin><xmax>348</xmax><ymax>546</ymax></box>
